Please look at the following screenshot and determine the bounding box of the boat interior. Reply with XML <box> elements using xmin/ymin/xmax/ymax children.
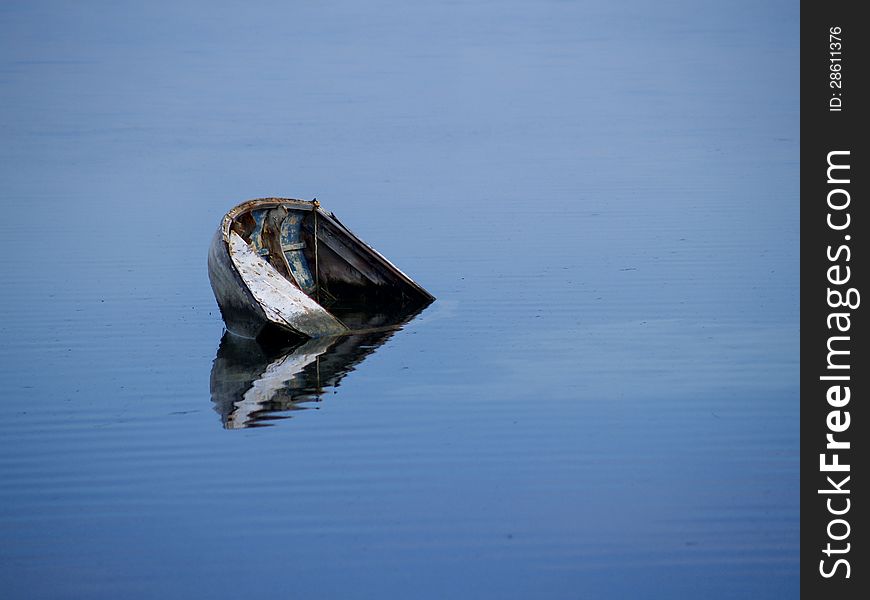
<box><xmin>229</xmin><ymin>201</ymin><xmax>433</xmax><ymax>332</ymax></box>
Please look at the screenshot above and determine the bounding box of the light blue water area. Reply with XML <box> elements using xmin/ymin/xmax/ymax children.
<box><xmin>0</xmin><ymin>1</ymin><xmax>798</xmax><ymax>598</ymax></box>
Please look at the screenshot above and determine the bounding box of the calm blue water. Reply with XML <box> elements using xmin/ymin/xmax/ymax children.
<box><xmin>0</xmin><ymin>1</ymin><xmax>798</xmax><ymax>598</ymax></box>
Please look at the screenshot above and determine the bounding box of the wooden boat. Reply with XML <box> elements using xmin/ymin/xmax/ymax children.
<box><xmin>208</xmin><ymin>198</ymin><xmax>434</xmax><ymax>340</ymax></box>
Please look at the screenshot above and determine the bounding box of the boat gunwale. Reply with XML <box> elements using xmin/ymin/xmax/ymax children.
<box><xmin>219</xmin><ymin>197</ymin><xmax>435</xmax><ymax>302</ymax></box>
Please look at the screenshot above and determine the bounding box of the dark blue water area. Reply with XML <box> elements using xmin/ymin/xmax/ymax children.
<box><xmin>1</xmin><ymin>1</ymin><xmax>798</xmax><ymax>598</ymax></box>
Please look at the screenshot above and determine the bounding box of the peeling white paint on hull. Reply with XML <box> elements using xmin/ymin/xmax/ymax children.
<box><xmin>228</xmin><ymin>232</ymin><xmax>347</xmax><ymax>337</ymax></box>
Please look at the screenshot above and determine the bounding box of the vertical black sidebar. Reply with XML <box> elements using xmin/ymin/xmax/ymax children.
<box><xmin>802</xmin><ymin>2</ymin><xmax>867</xmax><ymax>597</ymax></box>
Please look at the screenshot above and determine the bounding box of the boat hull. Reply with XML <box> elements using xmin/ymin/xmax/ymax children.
<box><xmin>208</xmin><ymin>198</ymin><xmax>433</xmax><ymax>340</ymax></box>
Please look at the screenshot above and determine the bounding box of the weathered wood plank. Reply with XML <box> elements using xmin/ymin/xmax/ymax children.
<box><xmin>228</xmin><ymin>232</ymin><xmax>347</xmax><ymax>338</ymax></box>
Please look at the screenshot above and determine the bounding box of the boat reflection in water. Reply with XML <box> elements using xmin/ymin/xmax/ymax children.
<box><xmin>210</xmin><ymin>305</ymin><xmax>427</xmax><ymax>429</ymax></box>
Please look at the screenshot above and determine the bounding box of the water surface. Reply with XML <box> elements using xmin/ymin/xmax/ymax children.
<box><xmin>0</xmin><ymin>1</ymin><xmax>798</xmax><ymax>598</ymax></box>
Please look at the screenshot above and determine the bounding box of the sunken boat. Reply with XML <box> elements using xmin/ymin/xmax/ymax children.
<box><xmin>208</xmin><ymin>198</ymin><xmax>434</xmax><ymax>340</ymax></box>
